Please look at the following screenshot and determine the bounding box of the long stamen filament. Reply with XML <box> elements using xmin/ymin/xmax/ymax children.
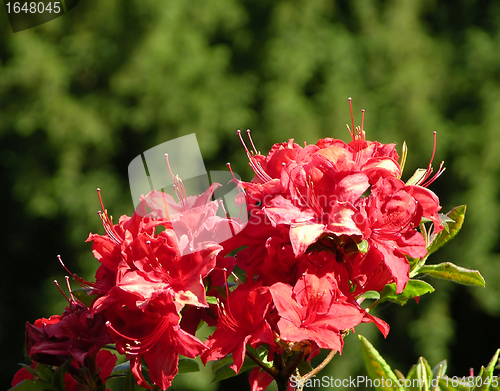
<box><xmin>106</xmin><ymin>317</ymin><xmax>171</xmax><ymax>355</ymax></box>
<box><xmin>97</xmin><ymin>189</ymin><xmax>123</xmax><ymax>245</ymax></box>
<box><xmin>246</xmin><ymin>129</ymin><xmax>259</xmax><ymax>154</ymax></box>
<box><xmin>348</xmin><ymin>98</ymin><xmax>355</xmax><ymax>142</ymax></box>
<box><xmin>237</xmin><ymin>130</ymin><xmax>273</xmax><ymax>183</ymax></box>
<box><xmin>58</xmin><ymin>255</ymin><xmax>94</xmax><ymax>289</ymax></box>
<box><xmin>54</xmin><ymin>279</ymin><xmax>71</xmax><ymax>303</ymax></box>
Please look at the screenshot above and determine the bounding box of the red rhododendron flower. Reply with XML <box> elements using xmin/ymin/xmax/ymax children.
<box><xmin>202</xmin><ymin>284</ymin><xmax>276</xmax><ymax>373</ymax></box>
<box><xmin>25</xmin><ymin>302</ymin><xmax>112</xmax><ymax>367</ymax></box>
<box><xmin>89</xmin><ymin>186</ymin><xmax>237</xmax><ymax>314</ymax></box>
<box><xmin>85</xmin><ymin>185</ymin><xmax>235</xmax><ymax>389</ymax></box>
<box><xmin>357</xmin><ymin>176</ymin><xmax>442</xmax><ymax>293</ymax></box>
<box><xmin>11</xmin><ymin>364</ymin><xmax>35</xmax><ymax>387</ymax></box>
<box><xmin>12</xmin><ymin>108</ymin><xmax>451</xmax><ymax>391</ymax></box>
<box><xmin>270</xmin><ymin>273</ymin><xmax>365</xmax><ymax>353</ymax></box>
<box><xmin>105</xmin><ymin>295</ymin><xmax>207</xmax><ymax>390</ymax></box>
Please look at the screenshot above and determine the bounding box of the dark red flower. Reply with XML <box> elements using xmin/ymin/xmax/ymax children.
<box><xmin>25</xmin><ymin>303</ymin><xmax>112</xmax><ymax>367</ymax></box>
<box><xmin>105</xmin><ymin>295</ymin><xmax>207</xmax><ymax>390</ymax></box>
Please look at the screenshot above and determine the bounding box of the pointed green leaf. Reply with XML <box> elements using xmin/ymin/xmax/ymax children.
<box><xmin>473</xmin><ymin>349</ymin><xmax>500</xmax><ymax>391</ymax></box>
<box><xmin>8</xmin><ymin>379</ymin><xmax>52</xmax><ymax>391</ymax></box>
<box><xmin>427</xmin><ymin>205</ymin><xmax>466</xmax><ymax>256</ymax></box>
<box><xmin>406</xmin><ymin>360</ymin><xmax>440</xmax><ymax>391</ymax></box>
<box><xmin>124</xmin><ymin>370</ymin><xmax>138</xmax><ymax>391</ymax></box>
<box><xmin>358</xmin><ymin>290</ymin><xmax>381</xmax><ymax>300</ymax></box>
<box><xmin>35</xmin><ymin>364</ymin><xmax>53</xmax><ymax>383</ymax></box>
<box><xmin>206</xmin><ymin>296</ymin><xmax>218</xmax><ymax>305</ymax></box>
<box><xmin>178</xmin><ymin>358</ymin><xmax>200</xmax><ymax>374</ymax></box>
<box><xmin>432</xmin><ymin>360</ymin><xmax>447</xmax><ymax>379</ymax></box>
<box><xmin>407</xmin><ymin>363</ymin><xmax>418</xmax><ymax>382</ymax></box>
<box><xmin>432</xmin><ymin>360</ymin><xmax>447</xmax><ymax>391</ymax></box>
<box><xmin>212</xmin><ymin>356</ymin><xmax>259</xmax><ymax>383</ymax></box>
<box><xmin>438</xmin><ymin>213</ymin><xmax>456</xmax><ymax>233</ymax></box>
<box><xmin>416</xmin><ymin>357</ymin><xmax>432</xmax><ymax>391</ymax></box>
<box><xmin>400</xmin><ymin>141</ymin><xmax>408</xmax><ymax>177</ymax></box>
<box><xmin>359</xmin><ymin>335</ymin><xmax>403</xmax><ymax>391</ymax></box>
<box><xmin>211</xmin><ymin>356</ymin><xmax>233</xmax><ymax>374</ymax></box>
<box><xmin>112</xmin><ymin>361</ymin><xmax>131</xmax><ymax>375</ymax></box>
<box><xmin>379</xmin><ymin>280</ymin><xmax>435</xmax><ymax>306</ymax></box>
<box><xmin>473</xmin><ymin>366</ymin><xmax>490</xmax><ymax>391</ymax></box>
<box><xmin>406</xmin><ymin>168</ymin><xmax>428</xmax><ymax>186</ymax></box>
<box><xmin>52</xmin><ymin>360</ymin><xmax>71</xmax><ymax>391</ymax></box>
<box><xmin>438</xmin><ymin>376</ymin><xmax>470</xmax><ymax>391</ymax></box>
<box><xmin>486</xmin><ymin>349</ymin><xmax>500</xmax><ymax>373</ymax></box>
<box><xmin>418</xmin><ymin>262</ymin><xmax>485</xmax><ymax>287</ymax></box>
<box><xmin>394</xmin><ymin>369</ymin><xmax>406</xmax><ymax>382</ymax></box>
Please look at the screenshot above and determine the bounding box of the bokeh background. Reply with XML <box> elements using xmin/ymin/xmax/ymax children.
<box><xmin>2</xmin><ymin>1</ymin><xmax>500</xmax><ymax>390</ymax></box>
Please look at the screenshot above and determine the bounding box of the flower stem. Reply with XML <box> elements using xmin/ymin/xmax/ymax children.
<box><xmin>301</xmin><ymin>349</ymin><xmax>337</xmax><ymax>383</ymax></box>
<box><xmin>245</xmin><ymin>350</ymin><xmax>277</xmax><ymax>378</ymax></box>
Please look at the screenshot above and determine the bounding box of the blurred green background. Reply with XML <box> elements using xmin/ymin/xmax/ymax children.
<box><xmin>2</xmin><ymin>0</ymin><xmax>500</xmax><ymax>389</ymax></box>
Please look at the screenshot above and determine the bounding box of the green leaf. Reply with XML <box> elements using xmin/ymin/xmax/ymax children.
<box><xmin>407</xmin><ymin>363</ymin><xmax>433</xmax><ymax>391</ymax></box>
<box><xmin>34</xmin><ymin>364</ymin><xmax>53</xmax><ymax>383</ymax></box>
<box><xmin>379</xmin><ymin>280</ymin><xmax>435</xmax><ymax>306</ymax></box>
<box><xmin>112</xmin><ymin>361</ymin><xmax>131</xmax><ymax>375</ymax></box>
<box><xmin>416</xmin><ymin>357</ymin><xmax>432</xmax><ymax>391</ymax></box>
<box><xmin>406</xmin><ymin>168</ymin><xmax>428</xmax><ymax>186</ymax></box>
<box><xmin>403</xmin><ymin>357</ymin><xmax>435</xmax><ymax>391</ymax></box>
<box><xmin>474</xmin><ymin>366</ymin><xmax>490</xmax><ymax>391</ymax></box>
<box><xmin>211</xmin><ymin>355</ymin><xmax>234</xmax><ymax>374</ymax></box>
<box><xmin>486</xmin><ymin>349</ymin><xmax>500</xmax><ymax>373</ymax></box>
<box><xmin>394</xmin><ymin>369</ymin><xmax>406</xmax><ymax>383</ymax></box>
<box><xmin>52</xmin><ymin>360</ymin><xmax>71</xmax><ymax>391</ymax></box>
<box><xmin>432</xmin><ymin>360</ymin><xmax>448</xmax><ymax>390</ymax></box>
<box><xmin>178</xmin><ymin>358</ymin><xmax>200</xmax><ymax>374</ymax></box>
<box><xmin>297</xmin><ymin>358</ymin><xmax>314</xmax><ymax>375</ymax></box>
<box><xmin>438</xmin><ymin>376</ymin><xmax>470</xmax><ymax>391</ymax></box>
<box><xmin>206</xmin><ymin>296</ymin><xmax>218</xmax><ymax>305</ymax></box>
<box><xmin>8</xmin><ymin>379</ymin><xmax>52</xmax><ymax>391</ymax></box>
<box><xmin>473</xmin><ymin>349</ymin><xmax>500</xmax><ymax>391</ymax></box>
<box><xmin>359</xmin><ymin>335</ymin><xmax>403</xmax><ymax>391</ymax></box>
<box><xmin>432</xmin><ymin>360</ymin><xmax>447</xmax><ymax>378</ymax></box>
<box><xmin>418</xmin><ymin>262</ymin><xmax>485</xmax><ymax>287</ymax></box>
<box><xmin>400</xmin><ymin>141</ymin><xmax>408</xmax><ymax>177</ymax></box>
<box><xmin>212</xmin><ymin>356</ymin><xmax>259</xmax><ymax>383</ymax></box>
<box><xmin>124</xmin><ymin>370</ymin><xmax>138</xmax><ymax>391</ymax></box>
<box><xmin>71</xmin><ymin>288</ymin><xmax>97</xmax><ymax>307</ymax></box>
<box><xmin>427</xmin><ymin>205</ymin><xmax>466</xmax><ymax>256</ymax></box>
<box><xmin>358</xmin><ymin>290</ymin><xmax>381</xmax><ymax>300</ymax></box>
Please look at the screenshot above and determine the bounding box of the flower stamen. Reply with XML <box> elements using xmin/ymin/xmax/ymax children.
<box><xmin>237</xmin><ymin>130</ymin><xmax>273</xmax><ymax>183</ymax></box>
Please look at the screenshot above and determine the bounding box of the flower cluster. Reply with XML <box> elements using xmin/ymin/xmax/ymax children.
<box><xmin>12</xmin><ymin>102</ymin><xmax>447</xmax><ymax>391</ymax></box>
